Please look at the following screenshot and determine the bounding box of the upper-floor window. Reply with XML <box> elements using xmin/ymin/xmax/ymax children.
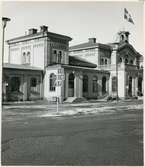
<box><xmin>52</xmin><ymin>50</ymin><xmax>57</xmax><ymax>64</ymax></box>
<box><xmin>119</xmin><ymin>58</ymin><xmax>122</xmax><ymax>63</ymax></box>
<box><xmin>22</xmin><ymin>51</ymin><xmax>30</xmax><ymax>64</ymax></box>
<box><xmin>52</xmin><ymin>50</ymin><xmax>63</xmax><ymax>64</ymax></box>
<box><xmin>125</xmin><ymin>58</ymin><xmax>128</xmax><ymax>64</ymax></box>
<box><xmin>26</xmin><ymin>52</ymin><xmax>30</xmax><ymax>64</ymax></box>
<box><xmin>58</xmin><ymin>51</ymin><xmax>62</xmax><ymax>64</ymax></box>
<box><xmin>105</xmin><ymin>59</ymin><xmax>107</xmax><ymax>65</ymax></box>
<box><xmin>101</xmin><ymin>58</ymin><xmax>104</xmax><ymax>65</ymax></box>
<box><xmin>130</xmin><ymin>60</ymin><xmax>133</xmax><ymax>65</ymax></box>
<box><xmin>22</xmin><ymin>52</ymin><xmax>26</xmax><ymax>64</ymax></box>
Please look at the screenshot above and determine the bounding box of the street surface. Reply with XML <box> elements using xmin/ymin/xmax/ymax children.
<box><xmin>2</xmin><ymin>99</ymin><xmax>143</xmax><ymax>165</ymax></box>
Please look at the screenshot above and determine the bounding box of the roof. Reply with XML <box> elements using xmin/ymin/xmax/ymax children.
<box><xmin>117</xmin><ymin>42</ymin><xmax>142</xmax><ymax>56</ymax></box>
<box><xmin>62</xmin><ymin>64</ymin><xmax>110</xmax><ymax>74</ymax></box>
<box><xmin>7</xmin><ymin>31</ymin><xmax>72</xmax><ymax>44</ymax></box>
<box><xmin>69</xmin><ymin>56</ymin><xmax>97</xmax><ymax>68</ymax></box>
<box><xmin>3</xmin><ymin>63</ymin><xmax>43</xmax><ymax>71</ymax></box>
<box><xmin>69</xmin><ymin>42</ymin><xmax>111</xmax><ymax>51</ymax></box>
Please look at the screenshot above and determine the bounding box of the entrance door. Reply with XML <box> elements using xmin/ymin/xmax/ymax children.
<box><xmin>10</xmin><ymin>77</ymin><xmax>21</xmax><ymax>101</ymax></box>
<box><xmin>68</xmin><ymin>73</ymin><xmax>75</xmax><ymax>97</ymax></box>
<box><xmin>128</xmin><ymin>76</ymin><xmax>132</xmax><ymax>96</ymax></box>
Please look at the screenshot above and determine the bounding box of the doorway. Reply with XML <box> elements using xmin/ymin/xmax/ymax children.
<box><xmin>128</xmin><ymin>76</ymin><xmax>132</xmax><ymax>96</ymax></box>
<box><xmin>68</xmin><ymin>73</ymin><xmax>75</xmax><ymax>97</ymax></box>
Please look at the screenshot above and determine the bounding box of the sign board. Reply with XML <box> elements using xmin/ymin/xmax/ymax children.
<box><xmin>57</xmin><ymin>74</ymin><xmax>65</xmax><ymax>81</ymax></box>
<box><xmin>58</xmin><ymin>68</ymin><xmax>64</xmax><ymax>74</ymax></box>
<box><xmin>54</xmin><ymin>80</ymin><xmax>62</xmax><ymax>87</ymax></box>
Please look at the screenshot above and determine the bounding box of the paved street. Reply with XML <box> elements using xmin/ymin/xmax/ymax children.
<box><xmin>2</xmin><ymin>99</ymin><xmax>143</xmax><ymax>165</ymax></box>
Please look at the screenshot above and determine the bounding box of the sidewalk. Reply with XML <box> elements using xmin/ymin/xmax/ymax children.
<box><xmin>2</xmin><ymin>99</ymin><xmax>143</xmax><ymax>121</ymax></box>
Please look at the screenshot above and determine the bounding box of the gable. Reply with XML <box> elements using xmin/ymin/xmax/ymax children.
<box><xmin>117</xmin><ymin>43</ymin><xmax>138</xmax><ymax>58</ymax></box>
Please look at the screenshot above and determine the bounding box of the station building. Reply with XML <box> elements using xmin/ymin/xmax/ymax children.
<box><xmin>3</xmin><ymin>26</ymin><xmax>143</xmax><ymax>102</ymax></box>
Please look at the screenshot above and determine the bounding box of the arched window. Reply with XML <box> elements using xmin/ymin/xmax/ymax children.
<box><xmin>112</xmin><ymin>77</ymin><xmax>117</xmax><ymax>92</ymax></box>
<box><xmin>58</xmin><ymin>51</ymin><xmax>62</xmax><ymax>64</ymax></box>
<box><xmin>52</xmin><ymin>50</ymin><xmax>57</xmax><ymax>64</ymax></box>
<box><xmin>26</xmin><ymin>51</ymin><xmax>30</xmax><ymax>64</ymax></box>
<box><xmin>128</xmin><ymin>76</ymin><xmax>132</xmax><ymax>96</ymax></box>
<box><xmin>92</xmin><ymin>76</ymin><xmax>98</xmax><ymax>93</ymax></box>
<box><xmin>22</xmin><ymin>52</ymin><xmax>26</xmax><ymax>64</ymax></box>
<box><xmin>130</xmin><ymin>60</ymin><xmax>133</xmax><ymax>65</ymax></box>
<box><xmin>50</xmin><ymin>73</ymin><xmax>56</xmax><ymax>91</ymax></box>
<box><xmin>121</xmin><ymin>34</ymin><xmax>124</xmax><ymax>41</ymax></box>
<box><xmin>105</xmin><ymin>59</ymin><xmax>107</xmax><ymax>65</ymax></box>
<box><xmin>101</xmin><ymin>58</ymin><xmax>104</xmax><ymax>65</ymax></box>
<box><xmin>83</xmin><ymin>75</ymin><xmax>88</xmax><ymax>93</ymax></box>
<box><xmin>125</xmin><ymin>58</ymin><xmax>128</xmax><ymax>64</ymax></box>
<box><xmin>119</xmin><ymin>58</ymin><xmax>122</xmax><ymax>63</ymax></box>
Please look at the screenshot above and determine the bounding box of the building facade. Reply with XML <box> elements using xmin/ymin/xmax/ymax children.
<box><xmin>3</xmin><ymin>26</ymin><xmax>143</xmax><ymax>102</ymax></box>
<box><xmin>69</xmin><ymin>31</ymin><xmax>143</xmax><ymax>99</ymax></box>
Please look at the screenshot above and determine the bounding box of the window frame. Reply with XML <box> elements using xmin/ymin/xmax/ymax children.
<box><xmin>92</xmin><ymin>76</ymin><xmax>98</xmax><ymax>93</ymax></box>
<box><xmin>49</xmin><ymin>73</ymin><xmax>56</xmax><ymax>91</ymax></box>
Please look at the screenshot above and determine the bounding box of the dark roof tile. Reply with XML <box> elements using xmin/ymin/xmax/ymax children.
<box><xmin>69</xmin><ymin>56</ymin><xmax>97</xmax><ymax>68</ymax></box>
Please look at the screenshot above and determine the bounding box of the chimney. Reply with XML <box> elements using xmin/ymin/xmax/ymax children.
<box><xmin>28</xmin><ymin>28</ymin><xmax>37</xmax><ymax>35</ymax></box>
<box><xmin>88</xmin><ymin>38</ymin><xmax>96</xmax><ymax>43</ymax></box>
<box><xmin>40</xmin><ymin>25</ymin><xmax>48</xmax><ymax>32</ymax></box>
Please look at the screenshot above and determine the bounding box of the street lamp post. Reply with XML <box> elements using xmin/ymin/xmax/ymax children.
<box><xmin>1</xmin><ymin>17</ymin><xmax>11</xmax><ymax>103</ymax></box>
<box><xmin>116</xmin><ymin>53</ymin><xmax>119</xmax><ymax>102</ymax></box>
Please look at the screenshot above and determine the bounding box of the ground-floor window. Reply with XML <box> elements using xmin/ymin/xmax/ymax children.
<box><xmin>128</xmin><ymin>76</ymin><xmax>132</xmax><ymax>96</ymax></box>
<box><xmin>68</xmin><ymin>73</ymin><xmax>75</xmax><ymax>97</ymax></box>
<box><xmin>92</xmin><ymin>76</ymin><xmax>98</xmax><ymax>93</ymax></box>
<box><xmin>83</xmin><ymin>75</ymin><xmax>88</xmax><ymax>93</ymax></box>
<box><xmin>50</xmin><ymin>73</ymin><xmax>56</xmax><ymax>91</ymax></box>
<box><xmin>30</xmin><ymin>77</ymin><xmax>37</xmax><ymax>92</ymax></box>
<box><xmin>138</xmin><ymin>77</ymin><xmax>143</xmax><ymax>96</ymax></box>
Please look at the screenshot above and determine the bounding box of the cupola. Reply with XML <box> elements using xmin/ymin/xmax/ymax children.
<box><xmin>118</xmin><ymin>31</ymin><xmax>130</xmax><ymax>43</ymax></box>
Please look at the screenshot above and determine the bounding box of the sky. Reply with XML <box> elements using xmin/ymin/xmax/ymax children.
<box><xmin>2</xmin><ymin>1</ymin><xmax>144</xmax><ymax>62</ymax></box>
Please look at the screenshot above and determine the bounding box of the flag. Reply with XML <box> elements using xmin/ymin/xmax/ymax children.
<box><xmin>124</xmin><ymin>8</ymin><xmax>134</xmax><ymax>24</ymax></box>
